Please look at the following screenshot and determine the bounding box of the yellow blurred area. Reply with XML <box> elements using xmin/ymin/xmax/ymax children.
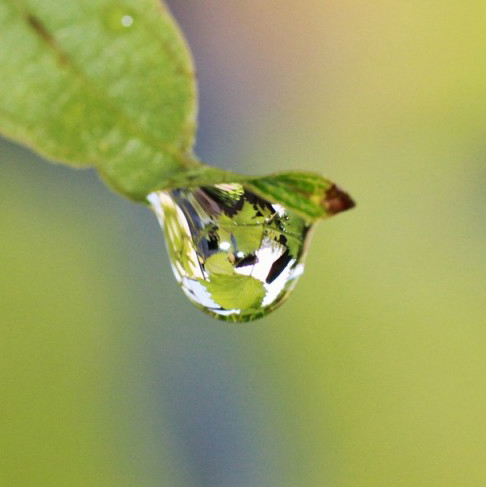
<box><xmin>2</xmin><ymin>1</ymin><xmax>486</xmax><ymax>486</ymax></box>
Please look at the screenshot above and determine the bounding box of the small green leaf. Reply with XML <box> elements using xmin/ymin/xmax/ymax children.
<box><xmin>232</xmin><ymin>201</ymin><xmax>268</xmax><ymax>225</ymax></box>
<box><xmin>201</xmin><ymin>274</ymin><xmax>266</xmax><ymax>311</ymax></box>
<box><xmin>285</xmin><ymin>235</ymin><xmax>306</xmax><ymax>260</ymax></box>
<box><xmin>159</xmin><ymin>167</ymin><xmax>355</xmax><ymax>222</ymax></box>
<box><xmin>217</xmin><ymin>201</ymin><xmax>265</xmax><ymax>254</ymax></box>
<box><xmin>0</xmin><ymin>0</ymin><xmax>197</xmax><ymax>200</ymax></box>
<box><xmin>246</xmin><ymin>171</ymin><xmax>356</xmax><ymax>221</ymax></box>
<box><xmin>204</xmin><ymin>253</ymin><xmax>234</xmax><ymax>275</ymax></box>
<box><xmin>231</xmin><ymin>226</ymin><xmax>263</xmax><ymax>254</ymax></box>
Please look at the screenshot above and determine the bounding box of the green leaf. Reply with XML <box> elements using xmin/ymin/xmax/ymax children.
<box><xmin>158</xmin><ymin>167</ymin><xmax>356</xmax><ymax>222</ymax></box>
<box><xmin>204</xmin><ymin>253</ymin><xmax>234</xmax><ymax>275</ymax></box>
<box><xmin>201</xmin><ymin>274</ymin><xmax>266</xmax><ymax>311</ymax></box>
<box><xmin>285</xmin><ymin>234</ymin><xmax>306</xmax><ymax>260</ymax></box>
<box><xmin>246</xmin><ymin>171</ymin><xmax>356</xmax><ymax>221</ymax></box>
<box><xmin>0</xmin><ymin>0</ymin><xmax>197</xmax><ymax>200</ymax></box>
<box><xmin>0</xmin><ymin>0</ymin><xmax>355</xmax><ymax>221</ymax></box>
<box><xmin>232</xmin><ymin>201</ymin><xmax>269</xmax><ymax>225</ymax></box>
<box><xmin>217</xmin><ymin>201</ymin><xmax>265</xmax><ymax>254</ymax></box>
<box><xmin>231</xmin><ymin>226</ymin><xmax>264</xmax><ymax>254</ymax></box>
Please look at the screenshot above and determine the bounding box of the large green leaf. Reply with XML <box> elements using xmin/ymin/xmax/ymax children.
<box><xmin>0</xmin><ymin>0</ymin><xmax>197</xmax><ymax>200</ymax></box>
<box><xmin>0</xmin><ymin>0</ymin><xmax>355</xmax><ymax>221</ymax></box>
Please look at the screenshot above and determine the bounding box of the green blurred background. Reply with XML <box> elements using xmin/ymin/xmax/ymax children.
<box><xmin>2</xmin><ymin>1</ymin><xmax>486</xmax><ymax>486</ymax></box>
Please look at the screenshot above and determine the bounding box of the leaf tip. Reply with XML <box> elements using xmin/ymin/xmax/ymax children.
<box><xmin>322</xmin><ymin>184</ymin><xmax>356</xmax><ymax>216</ymax></box>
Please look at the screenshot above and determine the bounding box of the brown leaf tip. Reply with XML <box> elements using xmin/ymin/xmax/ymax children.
<box><xmin>323</xmin><ymin>185</ymin><xmax>356</xmax><ymax>215</ymax></box>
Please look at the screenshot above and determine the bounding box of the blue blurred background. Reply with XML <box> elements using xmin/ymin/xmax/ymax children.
<box><xmin>2</xmin><ymin>1</ymin><xmax>486</xmax><ymax>486</ymax></box>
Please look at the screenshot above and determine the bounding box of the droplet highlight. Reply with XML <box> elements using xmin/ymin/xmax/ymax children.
<box><xmin>148</xmin><ymin>184</ymin><xmax>314</xmax><ymax>322</ymax></box>
<box><xmin>120</xmin><ymin>15</ymin><xmax>134</xmax><ymax>28</ymax></box>
<box><xmin>104</xmin><ymin>6</ymin><xmax>136</xmax><ymax>32</ymax></box>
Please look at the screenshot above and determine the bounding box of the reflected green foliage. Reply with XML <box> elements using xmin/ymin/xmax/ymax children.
<box><xmin>149</xmin><ymin>184</ymin><xmax>313</xmax><ymax>322</ymax></box>
<box><xmin>203</xmin><ymin>274</ymin><xmax>266</xmax><ymax>311</ymax></box>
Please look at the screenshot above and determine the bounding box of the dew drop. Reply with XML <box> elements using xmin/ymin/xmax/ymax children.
<box><xmin>104</xmin><ymin>6</ymin><xmax>136</xmax><ymax>32</ymax></box>
<box><xmin>121</xmin><ymin>15</ymin><xmax>134</xmax><ymax>28</ymax></box>
<box><xmin>148</xmin><ymin>184</ymin><xmax>314</xmax><ymax>322</ymax></box>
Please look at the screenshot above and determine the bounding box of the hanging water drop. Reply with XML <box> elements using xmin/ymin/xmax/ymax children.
<box><xmin>148</xmin><ymin>184</ymin><xmax>314</xmax><ymax>322</ymax></box>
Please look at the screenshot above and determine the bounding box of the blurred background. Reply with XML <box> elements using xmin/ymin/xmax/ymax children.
<box><xmin>2</xmin><ymin>1</ymin><xmax>486</xmax><ymax>486</ymax></box>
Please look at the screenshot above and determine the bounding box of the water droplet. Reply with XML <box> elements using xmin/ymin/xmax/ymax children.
<box><xmin>121</xmin><ymin>15</ymin><xmax>134</xmax><ymax>28</ymax></box>
<box><xmin>148</xmin><ymin>184</ymin><xmax>314</xmax><ymax>322</ymax></box>
<box><xmin>104</xmin><ymin>6</ymin><xmax>136</xmax><ymax>32</ymax></box>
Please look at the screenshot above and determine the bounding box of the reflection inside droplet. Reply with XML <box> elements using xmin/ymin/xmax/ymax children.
<box><xmin>148</xmin><ymin>184</ymin><xmax>314</xmax><ymax>322</ymax></box>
